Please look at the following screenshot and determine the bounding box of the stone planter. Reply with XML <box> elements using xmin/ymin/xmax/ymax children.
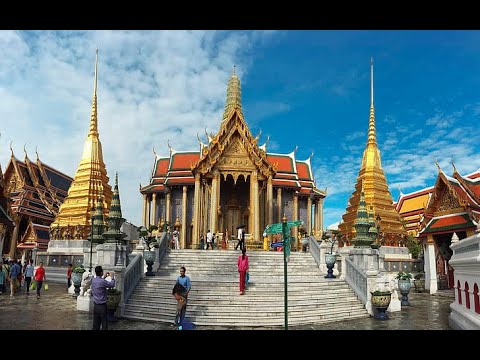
<box><xmin>144</xmin><ymin>250</ymin><xmax>156</xmax><ymax>276</ymax></box>
<box><xmin>371</xmin><ymin>292</ymin><xmax>391</xmax><ymax>320</ymax></box>
<box><xmin>107</xmin><ymin>291</ymin><xmax>122</xmax><ymax>322</ymax></box>
<box><xmin>414</xmin><ymin>279</ymin><xmax>425</xmax><ymax>293</ymax></box>
<box><xmin>71</xmin><ymin>272</ymin><xmax>83</xmax><ymax>298</ymax></box>
<box><xmin>107</xmin><ymin>291</ymin><xmax>122</xmax><ymax>310</ymax></box>
<box><xmin>324</xmin><ymin>253</ymin><xmax>336</xmax><ymax>279</ymax></box>
<box><xmin>398</xmin><ymin>279</ymin><xmax>412</xmax><ymax>306</ymax></box>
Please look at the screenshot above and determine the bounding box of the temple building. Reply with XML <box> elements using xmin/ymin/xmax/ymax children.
<box><xmin>396</xmin><ymin>163</ymin><xmax>480</xmax><ymax>293</ymax></box>
<box><xmin>0</xmin><ymin>146</ymin><xmax>72</xmax><ymax>260</ymax></box>
<box><xmin>50</xmin><ymin>49</ymin><xmax>113</xmax><ymax>241</ymax></box>
<box><xmin>394</xmin><ymin>186</ymin><xmax>433</xmax><ymax>236</ymax></box>
<box><xmin>0</xmin><ymin>150</ymin><xmax>15</xmax><ymax>258</ymax></box>
<box><xmin>339</xmin><ymin>59</ymin><xmax>407</xmax><ymax>246</ymax></box>
<box><xmin>140</xmin><ymin>68</ymin><xmax>326</xmax><ymax>249</ymax></box>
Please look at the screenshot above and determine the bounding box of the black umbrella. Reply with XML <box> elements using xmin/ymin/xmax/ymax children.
<box><xmin>236</xmin><ymin>225</ymin><xmax>246</xmax><ymax>229</ymax></box>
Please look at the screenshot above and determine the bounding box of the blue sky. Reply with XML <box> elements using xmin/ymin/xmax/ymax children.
<box><xmin>1</xmin><ymin>30</ymin><xmax>480</xmax><ymax>229</ymax></box>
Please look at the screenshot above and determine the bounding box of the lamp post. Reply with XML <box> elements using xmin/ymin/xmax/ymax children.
<box><xmin>89</xmin><ymin>206</ymin><xmax>95</xmax><ymax>273</ymax></box>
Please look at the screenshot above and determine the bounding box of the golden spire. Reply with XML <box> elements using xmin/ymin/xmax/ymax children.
<box><xmin>51</xmin><ymin>49</ymin><xmax>113</xmax><ymax>235</ymax></box>
<box><xmin>367</xmin><ymin>57</ymin><xmax>377</xmax><ymax>146</ymax></box>
<box><xmin>89</xmin><ymin>48</ymin><xmax>99</xmax><ymax>137</ymax></box>
<box><xmin>222</xmin><ymin>65</ymin><xmax>243</xmax><ymax>120</ymax></box>
<box><xmin>339</xmin><ymin>58</ymin><xmax>406</xmax><ymax>245</ymax></box>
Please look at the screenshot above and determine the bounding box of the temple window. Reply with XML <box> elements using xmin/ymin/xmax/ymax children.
<box><xmin>464</xmin><ymin>281</ymin><xmax>470</xmax><ymax>309</ymax></box>
<box><xmin>474</xmin><ymin>283</ymin><xmax>480</xmax><ymax>314</ymax></box>
<box><xmin>457</xmin><ymin>280</ymin><xmax>462</xmax><ymax>304</ymax></box>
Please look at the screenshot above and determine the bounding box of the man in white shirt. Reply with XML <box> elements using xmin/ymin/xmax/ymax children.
<box><xmin>206</xmin><ymin>230</ymin><xmax>213</xmax><ymax>250</ymax></box>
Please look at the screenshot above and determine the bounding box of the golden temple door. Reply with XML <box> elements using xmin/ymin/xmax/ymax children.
<box><xmin>226</xmin><ymin>206</ymin><xmax>241</xmax><ymax>241</ymax></box>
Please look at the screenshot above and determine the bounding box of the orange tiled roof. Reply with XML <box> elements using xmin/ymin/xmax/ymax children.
<box><xmin>171</xmin><ymin>152</ymin><xmax>200</xmax><ymax>170</ymax></box>
<box><xmin>267</xmin><ymin>154</ymin><xmax>294</xmax><ymax>173</ymax></box>
<box><xmin>154</xmin><ymin>158</ymin><xmax>170</xmax><ymax>177</ymax></box>
<box><xmin>296</xmin><ymin>162</ymin><xmax>311</xmax><ymax>180</ymax></box>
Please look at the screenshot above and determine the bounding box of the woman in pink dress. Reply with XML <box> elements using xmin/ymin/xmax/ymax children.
<box><xmin>237</xmin><ymin>248</ymin><xmax>249</xmax><ymax>295</ymax></box>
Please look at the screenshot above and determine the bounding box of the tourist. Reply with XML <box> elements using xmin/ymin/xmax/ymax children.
<box><xmin>9</xmin><ymin>260</ymin><xmax>21</xmax><ymax>297</ymax></box>
<box><xmin>199</xmin><ymin>233</ymin><xmax>205</xmax><ymax>250</ymax></box>
<box><xmin>235</xmin><ymin>226</ymin><xmax>243</xmax><ymax>250</ymax></box>
<box><xmin>24</xmin><ymin>259</ymin><xmax>35</xmax><ymax>296</ymax></box>
<box><xmin>173</xmin><ymin>228</ymin><xmax>180</xmax><ymax>249</ymax></box>
<box><xmin>173</xmin><ymin>266</ymin><xmax>191</xmax><ymax>329</ymax></box>
<box><xmin>91</xmin><ymin>265</ymin><xmax>116</xmax><ymax>330</ymax></box>
<box><xmin>237</xmin><ymin>248</ymin><xmax>249</xmax><ymax>295</ymax></box>
<box><xmin>67</xmin><ymin>263</ymin><xmax>73</xmax><ymax>290</ymax></box>
<box><xmin>33</xmin><ymin>262</ymin><xmax>46</xmax><ymax>299</ymax></box>
<box><xmin>222</xmin><ymin>228</ymin><xmax>228</xmax><ymax>249</ymax></box>
<box><xmin>206</xmin><ymin>230</ymin><xmax>213</xmax><ymax>250</ymax></box>
<box><xmin>0</xmin><ymin>264</ymin><xmax>5</xmax><ymax>294</ymax></box>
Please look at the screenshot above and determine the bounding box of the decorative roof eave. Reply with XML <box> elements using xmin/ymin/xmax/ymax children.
<box><xmin>419</xmin><ymin>212</ymin><xmax>475</xmax><ymax>235</ymax></box>
<box><xmin>453</xmin><ymin>170</ymin><xmax>480</xmax><ymax>205</ymax></box>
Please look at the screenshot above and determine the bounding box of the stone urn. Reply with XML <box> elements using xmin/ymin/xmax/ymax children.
<box><xmin>398</xmin><ymin>279</ymin><xmax>412</xmax><ymax>306</ymax></box>
<box><xmin>71</xmin><ymin>268</ymin><xmax>85</xmax><ymax>298</ymax></box>
<box><xmin>324</xmin><ymin>253</ymin><xmax>336</xmax><ymax>279</ymax></box>
<box><xmin>370</xmin><ymin>291</ymin><xmax>392</xmax><ymax>320</ymax></box>
<box><xmin>107</xmin><ymin>289</ymin><xmax>122</xmax><ymax>322</ymax></box>
<box><xmin>144</xmin><ymin>250</ymin><xmax>156</xmax><ymax>276</ymax></box>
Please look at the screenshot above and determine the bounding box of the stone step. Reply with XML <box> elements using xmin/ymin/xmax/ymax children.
<box><xmin>128</xmin><ymin>295</ymin><xmax>362</xmax><ymax>307</ymax></box>
<box><xmin>123</xmin><ymin>308</ymin><xmax>368</xmax><ymax>327</ymax></box>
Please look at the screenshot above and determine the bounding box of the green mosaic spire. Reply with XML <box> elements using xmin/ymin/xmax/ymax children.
<box><xmin>91</xmin><ymin>197</ymin><xmax>105</xmax><ymax>243</ymax></box>
<box><xmin>103</xmin><ymin>172</ymin><xmax>127</xmax><ymax>243</ymax></box>
<box><xmin>352</xmin><ymin>184</ymin><xmax>375</xmax><ymax>247</ymax></box>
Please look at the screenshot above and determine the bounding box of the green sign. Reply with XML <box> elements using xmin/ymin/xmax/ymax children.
<box><xmin>265</xmin><ymin>224</ymin><xmax>283</xmax><ymax>234</ymax></box>
<box><xmin>287</xmin><ymin>220</ymin><xmax>303</xmax><ymax>227</ymax></box>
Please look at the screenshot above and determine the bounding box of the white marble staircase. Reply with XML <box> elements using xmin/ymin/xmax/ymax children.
<box><xmin>123</xmin><ymin>249</ymin><xmax>368</xmax><ymax>327</ymax></box>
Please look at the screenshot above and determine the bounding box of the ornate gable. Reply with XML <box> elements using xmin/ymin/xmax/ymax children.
<box><xmin>191</xmin><ymin>69</ymin><xmax>275</xmax><ymax>179</ymax></box>
<box><xmin>423</xmin><ymin>171</ymin><xmax>466</xmax><ymax>222</ymax></box>
<box><xmin>192</xmin><ymin>112</ymin><xmax>274</xmax><ymax>179</ymax></box>
<box><xmin>4</xmin><ymin>157</ymin><xmax>24</xmax><ymax>196</ymax></box>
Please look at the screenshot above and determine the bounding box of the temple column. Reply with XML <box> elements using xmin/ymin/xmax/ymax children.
<box><xmin>249</xmin><ymin>174</ymin><xmax>254</xmax><ymax>235</ymax></box>
<box><xmin>203</xmin><ymin>180</ymin><xmax>209</xmax><ymax>237</ymax></box>
<box><xmin>313</xmin><ymin>199</ymin><xmax>319</xmax><ymax>236</ymax></box>
<box><xmin>267</xmin><ymin>176</ymin><xmax>273</xmax><ymax>243</ymax></box>
<box><xmin>152</xmin><ymin>193</ymin><xmax>158</xmax><ymax>228</ymax></box>
<box><xmin>148</xmin><ymin>195</ymin><xmax>153</xmax><ymax>228</ymax></box>
<box><xmin>277</xmin><ymin>187</ymin><xmax>282</xmax><ymax>223</ymax></box>
<box><xmin>293</xmin><ymin>192</ymin><xmax>298</xmax><ymax>249</ymax></box>
<box><xmin>424</xmin><ymin>235</ymin><xmax>438</xmax><ymax>294</ymax></box>
<box><xmin>142</xmin><ymin>193</ymin><xmax>148</xmax><ymax>227</ymax></box>
<box><xmin>307</xmin><ymin>196</ymin><xmax>312</xmax><ymax>235</ymax></box>
<box><xmin>210</xmin><ymin>170</ymin><xmax>219</xmax><ymax>234</ymax></box>
<box><xmin>318</xmin><ymin>198</ymin><xmax>324</xmax><ymax>237</ymax></box>
<box><xmin>192</xmin><ymin>173</ymin><xmax>201</xmax><ymax>247</ymax></box>
<box><xmin>166</xmin><ymin>190</ymin><xmax>171</xmax><ymax>230</ymax></box>
<box><xmin>253</xmin><ymin>171</ymin><xmax>260</xmax><ymax>241</ymax></box>
<box><xmin>181</xmin><ymin>186</ymin><xmax>188</xmax><ymax>249</ymax></box>
<box><xmin>8</xmin><ymin>217</ymin><xmax>21</xmax><ymax>258</ymax></box>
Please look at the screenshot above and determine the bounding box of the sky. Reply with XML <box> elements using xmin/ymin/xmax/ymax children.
<box><xmin>1</xmin><ymin>30</ymin><xmax>480</xmax><ymax>229</ymax></box>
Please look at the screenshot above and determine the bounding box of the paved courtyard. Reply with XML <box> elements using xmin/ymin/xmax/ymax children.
<box><xmin>0</xmin><ymin>282</ymin><xmax>454</xmax><ymax>330</ymax></box>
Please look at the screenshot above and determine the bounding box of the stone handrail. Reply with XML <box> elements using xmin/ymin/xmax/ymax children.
<box><xmin>309</xmin><ymin>236</ymin><xmax>322</xmax><ymax>268</ymax></box>
<box><xmin>345</xmin><ymin>256</ymin><xmax>368</xmax><ymax>304</ymax></box>
<box><xmin>123</xmin><ymin>252</ymin><xmax>143</xmax><ymax>303</ymax></box>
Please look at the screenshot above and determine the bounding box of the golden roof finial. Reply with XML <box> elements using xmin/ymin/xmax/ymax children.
<box><xmin>451</xmin><ymin>158</ymin><xmax>458</xmax><ymax>174</ymax></box>
<box><xmin>23</xmin><ymin>144</ymin><xmax>28</xmax><ymax>159</ymax></box>
<box><xmin>233</xmin><ymin>64</ymin><xmax>236</xmax><ymax>76</ymax></box>
<box><xmin>9</xmin><ymin>141</ymin><xmax>13</xmax><ymax>157</ymax></box>
<box><xmin>367</xmin><ymin>57</ymin><xmax>377</xmax><ymax>146</ymax></box>
<box><xmin>152</xmin><ymin>146</ymin><xmax>157</xmax><ymax>157</ymax></box>
<box><xmin>89</xmin><ymin>48</ymin><xmax>99</xmax><ymax>137</ymax></box>
<box><xmin>35</xmin><ymin>146</ymin><xmax>39</xmax><ymax>161</ymax></box>
<box><xmin>222</xmin><ymin>67</ymin><xmax>243</xmax><ymax>120</ymax></box>
<box><xmin>370</xmin><ymin>57</ymin><xmax>374</xmax><ymax>107</ymax></box>
<box><xmin>435</xmin><ymin>159</ymin><xmax>442</xmax><ymax>172</ymax></box>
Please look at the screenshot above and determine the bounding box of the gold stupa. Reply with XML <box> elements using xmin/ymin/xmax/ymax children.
<box><xmin>50</xmin><ymin>49</ymin><xmax>113</xmax><ymax>240</ymax></box>
<box><xmin>339</xmin><ymin>58</ymin><xmax>406</xmax><ymax>245</ymax></box>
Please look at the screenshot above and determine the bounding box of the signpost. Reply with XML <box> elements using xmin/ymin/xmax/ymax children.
<box><xmin>265</xmin><ymin>217</ymin><xmax>302</xmax><ymax>331</ymax></box>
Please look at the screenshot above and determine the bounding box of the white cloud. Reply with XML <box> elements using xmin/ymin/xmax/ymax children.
<box><xmin>0</xmin><ymin>30</ymin><xmax>278</xmax><ymax>226</ymax></box>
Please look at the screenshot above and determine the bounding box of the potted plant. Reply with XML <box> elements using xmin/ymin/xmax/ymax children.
<box><xmin>413</xmin><ymin>272</ymin><xmax>425</xmax><ymax>293</ymax></box>
<box><xmin>107</xmin><ymin>288</ymin><xmax>122</xmax><ymax>321</ymax></box>
<box><xmin>370</xmin><ymin>290</ymin><xmax>392</xmax><ymax>320</ymax></box>
<box><xmin>72</xmin><ymin>265</ymin><xmax>86</xmax><ymax>298</ymax></box>
<box><xmin>396</xmin><ymin>271</ymin><xmax>413</xmax><ymax>306</ymax></box>
<box><xmin>324</xmin><ymin>233</ymin><xmax>337</xmax><ymax>279</ymax></box>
